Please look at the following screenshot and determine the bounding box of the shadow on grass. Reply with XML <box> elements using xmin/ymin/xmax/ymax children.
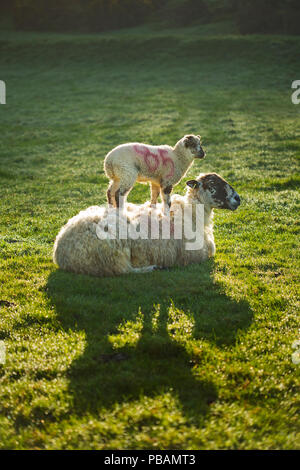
<box><xmin>46</xmin><ymin>260</ymin><xmax>252</xmax><ymax>422</ymax></box>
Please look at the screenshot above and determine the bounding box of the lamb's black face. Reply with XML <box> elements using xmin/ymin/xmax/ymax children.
<box><xmin>187</xmin><ymin>173</ymin><xmax>241</xmax><ymax>211</ymax></box>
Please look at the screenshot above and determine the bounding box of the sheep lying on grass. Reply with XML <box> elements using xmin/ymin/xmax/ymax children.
<box><xmin>104</xmin><ymin>134</ymin><xmax>205</xmax><ymax>213</ymax></box>
<box><xmin>53</xmin><ymin>173</ymin><xmax>240</xmax><ymax>277</ymax></box>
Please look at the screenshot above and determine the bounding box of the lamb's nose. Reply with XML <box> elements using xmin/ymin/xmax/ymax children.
<box><xmin>234</xmin><ymin>194</ymin><xmax>241</xmax><ymax>205</ymax></box>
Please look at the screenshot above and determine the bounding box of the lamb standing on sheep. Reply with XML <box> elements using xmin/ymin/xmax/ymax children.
<box><xmin>104</xmin><ymin>135</ymin><xmax>205</xmax><ymax>213</ymax></box>
<box><xmin>53</xmin><ymin>173</ymin><xmax>240</xmax><ymax>277</ymax></box>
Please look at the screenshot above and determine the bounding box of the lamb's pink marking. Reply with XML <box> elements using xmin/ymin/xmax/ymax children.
<box><xmin>133</xmin><ymin>145</ymin><xmax>174</xmax><ymax>178</ymax></box>
<box><xmin>134</xmin><ymin>145</ymin><xmax>160</xmax><ymax>173</ymax></box>
<box><xmin>157</xmin><ymin>149</ymin><xmax>175</xmax><ymax>179</ymax></box>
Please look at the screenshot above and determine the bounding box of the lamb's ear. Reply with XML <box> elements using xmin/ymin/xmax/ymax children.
<box><xmin>186</xmin><ymin>180</ymin><xmax>200</xmax><ymax>189</ymax></box>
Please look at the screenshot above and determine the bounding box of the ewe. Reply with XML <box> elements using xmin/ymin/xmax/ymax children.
<box><xmin>53</xmin><ymin>173</ymin><xmax>240</xmax><ymax>277</ymax></box>
<box><xmin>104</xmin><ymin>134</ymin><xmax>205</xmax><ymax>213</ymax></box>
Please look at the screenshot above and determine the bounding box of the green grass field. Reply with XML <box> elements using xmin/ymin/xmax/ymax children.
<box><xmin>0</xmin><ymin>24</ymin><xmax>299</xmax><ymax>449</ymax></box>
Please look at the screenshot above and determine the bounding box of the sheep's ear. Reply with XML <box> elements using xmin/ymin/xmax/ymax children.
<box><xmin>197</xmin><ymin>135</ymin><xmax>201</xmax><ymax>140</ymax></box>
<box><xmin>186</xmin><ymin>180</ymin><xmax>200</xmax><ymax>189</ymax></box>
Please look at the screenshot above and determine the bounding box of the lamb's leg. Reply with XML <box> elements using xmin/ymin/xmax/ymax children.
<box><xmin>150</xmin><ymin>183</ymin><xmax>160</xmax><ymax>207</ymax></box>
<box><xmin>160</xmin><ymin>184</ymin><xmax>173</xmax><ymax>214</ymax></box>
<box><xmin>107</xmin><ymin>179</ymin><xmax>120</xmax><ymax>207</ymax></box>
<box><xmin>115</xmin><ymin>172</ymin><xmax>137</xmax><ymax>211</ymax></box>
<box><xmin>115</xmin><ymin>186</ymin><xmax>130</xmax><ymax>211</ymax></box>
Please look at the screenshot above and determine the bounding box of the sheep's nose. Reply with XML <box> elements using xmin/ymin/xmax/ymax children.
<box><xmin>234</xmin><ymin>194</ymin><xmax>241</xmax><ymax>205</ymax></box>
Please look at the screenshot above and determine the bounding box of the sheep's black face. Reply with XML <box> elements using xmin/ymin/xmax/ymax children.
<box><xmin>187</xmin><ymin>173</ymin><xmax>241</xmax><ymax>211</ymax></box>
<box><xmin>201</xmin><ymin>173</ymin><xmax>240</xmax><ymax>210</ymax></box>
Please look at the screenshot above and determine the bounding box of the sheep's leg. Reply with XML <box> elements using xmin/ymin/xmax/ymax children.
<box><xmin>160</xmin><ymin>184</ymin><xmax>173</xmax><ymax>214</ymax></box>
<box><xmin>150</xmin><ymin>183</ymin><xmax>160</xmax><ymax>207</ymax></box>
<box><xmin>107</xmin><ymin>179</ymin><xmax>120</xmax><ymax>207</ymax></box>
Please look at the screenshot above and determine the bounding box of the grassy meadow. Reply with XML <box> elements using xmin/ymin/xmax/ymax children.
<box><xmin>0</xmin><ymin>24</ymin><xmax>299</xmax><ymax>449</ymax></box>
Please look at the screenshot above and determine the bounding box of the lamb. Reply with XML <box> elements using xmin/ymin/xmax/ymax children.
<box><xmin>104</xmin><ymin>134</ymin><xmax>205</xmax><ymax>213</ymax></box>
<box><xmin>53</xmin><ymin>173</ymin><xmax>241</xmax><ymax>277</ymax></box>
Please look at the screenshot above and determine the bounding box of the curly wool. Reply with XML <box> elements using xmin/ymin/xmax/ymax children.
<box><xmin>53</xmin><ymin>195</ymin><xmax>213</xmax><ymax>277</ymax></box>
